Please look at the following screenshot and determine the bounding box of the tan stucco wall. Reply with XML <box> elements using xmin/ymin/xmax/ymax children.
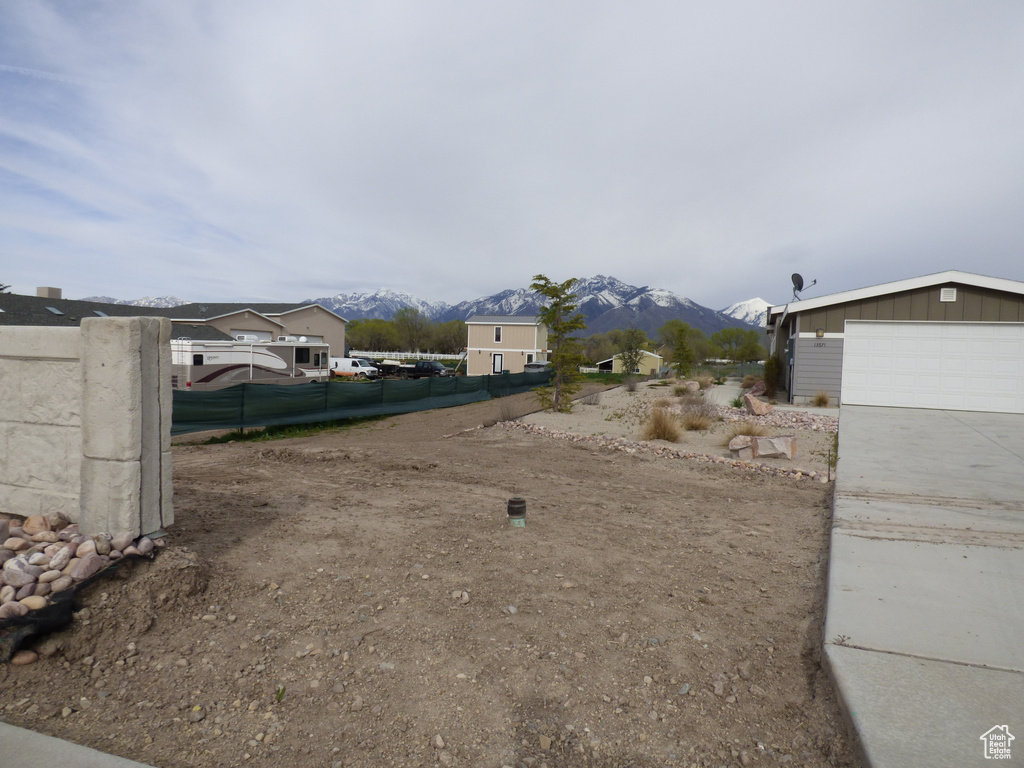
<box><xmin>275</xmin><ymin>306</ymin><xmax>347</xmax><ymax>354</ymax></box>
<box><xmin>467</xmin><ymin>348</ymin><xmax>542</xmax><ymax>375</ymax></box>
<box><xmin>466</xmin><ymin>322</ymin><xmax>546</xmax><ymax>375</ymax></box>
<box><xmin>467</xmin><ymin>323</ymin><xmax>539</xmax><ymax>350</ymax></box>
<box><xmin>206</xmin><ymin>312</ymin><xmax>282</xmax><ymax>340</ymax></box>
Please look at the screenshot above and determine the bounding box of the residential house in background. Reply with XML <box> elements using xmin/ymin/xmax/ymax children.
<box><xmin>595</xmin><ymin>350</ymin><xmax>663</xmax><ymax>376</ymax></box>
<box><xmin>158</xmin><ymin>302</ymin><xmax>347</xmax><ymax>353</ymax></box>
<box><xmin>766</xmin><ymin>270</ymin><xmax>1024</xmax><ymax>412</ymax></box>
<box><xmin>0</xmin><ymin>289</ymin><xmax>347</xmax><ymax>353</ymax></box>
<box><xmin>465</xmin><ymin>315</ymin><xmax>547</xmax><ymax>375</ymax></box>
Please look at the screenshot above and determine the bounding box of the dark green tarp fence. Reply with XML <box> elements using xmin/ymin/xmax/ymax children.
<box><xmin>171</xmin><ymin>371</ymin><xmax>552</xmax><ymax>436</ymax></box>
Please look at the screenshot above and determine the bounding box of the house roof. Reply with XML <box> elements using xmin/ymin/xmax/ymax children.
<box><xmin>0</xmin><ymin>293</ymin><xmax>164</xmax><ymax>326</ymax></box>
<box><xmin>767</xmin><ymin>270</ymin><xmax>1024</xmax><ymax>319</ymax></box>
<box><xmin>170</xmin><ymin>324</ymin><xmax>234</xmax><ymax>341</ymax></box>
<box><xmin>0</xmin><ymin>293</ymin><xmax>236</xmax><ymax>339</ymax></box>
<box><xmin>466</xmin><ymin>314</ymin><xmax>541</xmax><ymax>324</ymax></box>
<box><xmin>165</xmin><ymin>307</ymin><xmax>288</xmax><ymax>329</ymax></box>
<box><xmin>153</xmin><ymin>302</ymin><xmax>347</xmax><ymax>324</ymax></box>
<box><xmin>0</xmin><ymin>293</ymin><xmax>336</xmax><ymax>337</ymax></box>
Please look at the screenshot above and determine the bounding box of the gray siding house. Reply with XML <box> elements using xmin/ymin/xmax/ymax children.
<box><xmin>766</xmin><ymin>270</ymin><xmax>1024</xmax><ymax>410</ymax></box>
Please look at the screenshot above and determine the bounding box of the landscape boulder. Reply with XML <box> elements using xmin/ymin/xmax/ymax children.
<box><xmin>753</xmin><ymin>436</ymin><xmax>797</xmax><ymax>459</ymax></box>
<box><xmin>743</xmin><ymin>393</ymin><xmax>773</xmax><ymax>416</ymax></box>
<box><xmin>728</xmin><ymin>435</ymin><xmax>755</xmax><ymax>460</ymax></box>
<box><xmin>727</xmin><ymin>434</ymin><xmax>798</xmax><ymax>460</ymax></box>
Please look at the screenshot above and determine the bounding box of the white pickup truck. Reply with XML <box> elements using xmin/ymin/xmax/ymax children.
<box><xmin>329</xmin><ymin>357</ymin><xmax>379</xmax><ymax>379</ymax></box>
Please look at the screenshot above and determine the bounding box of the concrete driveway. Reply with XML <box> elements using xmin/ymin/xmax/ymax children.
<box><xmin>825</xmin><ymin>406</ymin><xmax>1024</xmax><ymax>767</ymax></box>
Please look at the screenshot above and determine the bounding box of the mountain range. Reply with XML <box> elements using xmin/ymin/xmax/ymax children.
<box><xmin>86</xmin><ymin>277</ymin><xmax>770</xmax><ymax>337</ymax></box>
<box><xmin>306</xmin><ymin>276</ymin><xmax>767</xmax><ymax>336</ymax></box>
<box><xmin>84</xmin><ymin>295</ymin><xmax>190</xmax><ymax>309</ymax></box>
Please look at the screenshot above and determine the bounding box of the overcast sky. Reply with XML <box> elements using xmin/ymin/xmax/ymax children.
<box><xmin>2</xmin><ymin>2</ymin><xmax>1023</xmax><ymax>309</ymax></box>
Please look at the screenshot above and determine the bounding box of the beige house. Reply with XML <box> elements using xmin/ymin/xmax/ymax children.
<box><xmin>0</xmin><ymin>290</ymin><xmax>348</xmax><ymax>357</ymax></box>
<box><xmin>466</xmin><ymin>315</ymin><xmax>548</xmax><ymax>375</ymax></box>
<box><xmin>167</xmin><ymin>302</ymin><xmax>347</xmax><ymax>354</ymax></box>
<box><xmin>596</xmin><ymin>350</ymin><xmax>663</xmax><ymax>376</ymax></box>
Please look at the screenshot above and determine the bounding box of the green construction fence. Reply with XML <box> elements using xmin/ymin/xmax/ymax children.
<box><xmin>171</xmin><ymin>370</ymin><xmax>552</xmax><ymax>436</ymax></box>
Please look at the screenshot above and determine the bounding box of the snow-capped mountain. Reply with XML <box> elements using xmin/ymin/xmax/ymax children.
<box><xmin>430</xmin><ymin>275</ymin><xmax>640</xmax><ymax>323</ymax></box>
<box><xmin>444</xmin><ymin>275</ymin><xmax>755</xmax><ymax>336</ymax></box>
<box><xmin>720</xmin><ymin>298</ymin><xmax>770</xmax><ymax>327</ymax></box>
<box><xmin>308</xmin><ymin>276</ymin><xmax>756</xmax><ymax>336</ymax></box>
<box><xmin>89</xmin><ymin>278</ymin><xmax>761</xmax><ymax>336</ymax></box>
<box><xmin>307</xmin><ymin>288</ymin><xmax>450</xmax><ymax>321</ymax></box>
<box><xmin>83</xmin><ymin>295</ymin><xmax>188</xmax><ymax>308</ymax></box>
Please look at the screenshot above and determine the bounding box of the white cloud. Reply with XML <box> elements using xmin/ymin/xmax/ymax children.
<box><xmin>2</xmin><ymin>1</ymin><xmax>1023</xmax><ymax>307</ymax></box>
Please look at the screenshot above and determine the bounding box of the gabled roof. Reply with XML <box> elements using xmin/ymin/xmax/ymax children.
<box><xmin>166</xmin><ymin>307</ymin><xmax>287</xmax><ymax>329</ymax></box>
<box><xmin>767</xmin><ymin>270</ymin><xmax>1024</xmax><ymax>318</ymax></box>
<box><xmin>170</xmin><ymin>324</ymin><xmax>234</xmax><ymax>341</ymax></box>
<box><xmin>264</xmin><ymin>304</ymin><xmax>346</xmax><ymax>321</ymax></box>
<box><xmin>0</xmin><ymin>293</ymin><xmax>235</xmax><ymax>339</ymax></box>
<box><xmin>0</xmin><ymin>292</ymin><xmax>346</xmax><ymax>329</ymax></box>
<box><xmin>0</xmin><ymin>293</ymin><xmax>164</xmax><ymax>327</ymax></box>
<box><xmin>165</xmin><ymin>302</ymin><xmax>347</xmax><ymax>324</ymax></box>
<box><xmin>0</xmin><ymin>293</ymin><xmax>339</xmax><ymax>334</ymax></box>
<box><xmin>466</xmin><ymin>314</ymin><xmax>542</xmax><ymax>324</ymax></box>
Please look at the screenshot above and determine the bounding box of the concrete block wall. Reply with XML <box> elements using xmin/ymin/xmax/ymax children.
<box><xmin>0</xmin><ymin>327</ymin><xmax>83</xmax><ymax>521</ymax></box>
<box><xmin>0</xmin><ymin>317</ymin><xmax>172</xmax><ymax>537</ymax></box>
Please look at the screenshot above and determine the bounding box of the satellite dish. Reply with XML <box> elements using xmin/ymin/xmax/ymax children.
<box><xmin>791</xmin><ymin>273</ymin><xmax>816</xmax><ymax>300</ymax></box>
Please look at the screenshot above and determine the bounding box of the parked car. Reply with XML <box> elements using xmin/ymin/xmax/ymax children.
<box><xmin>400</xmin><ymin>360</ymin><xmax>454</xmax><ymax>378</ymax></box>
<box><xmin>329</xmin><ymin>357</ymin><xmax>379</xmax><ymax>379</ymax></box>
<box><xmin>524</xmin><ymin>361</ymin><xmax>551</xmax><ymax>372</ymax></box>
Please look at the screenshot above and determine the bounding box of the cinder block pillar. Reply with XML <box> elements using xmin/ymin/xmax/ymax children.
<box><xmin>78</xmin><ymin>316</ymin><xmax>173</xmax><ymax>536</ymax></box>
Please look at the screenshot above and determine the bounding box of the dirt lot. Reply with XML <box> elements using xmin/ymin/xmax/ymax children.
<box><xmin>0</xmin><ymin>383</ymin><xmax>859</xmax><ymax>768</ymax></box>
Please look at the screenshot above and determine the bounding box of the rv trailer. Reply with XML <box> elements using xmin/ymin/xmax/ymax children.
<box><xmin>171</xmin><ymin>337</ymin><xmax>330</xmax><ymax>391</ymax></box>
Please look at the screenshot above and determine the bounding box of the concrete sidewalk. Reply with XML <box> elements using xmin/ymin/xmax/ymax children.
<box><xmin>825</xmin><ymin>406</ymin><xmax>1024</xmax><ymax>767</ymax></box>
<box><xmin>0</xmin><ymin>721</ymin><xmax>156</xmax><ymax>767</ymax></box>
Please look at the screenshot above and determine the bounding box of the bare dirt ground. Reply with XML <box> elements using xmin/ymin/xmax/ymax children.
<box><xmin>0</xmin><ymin>382</ymin><xmax>858</xmax><ymax>768</ymax></box>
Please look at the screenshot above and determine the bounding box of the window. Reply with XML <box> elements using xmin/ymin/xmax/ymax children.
<box><xmin>296</xmin><ymin>347</ymin><xmax>311</xmax><ymax>364</ymax></box>
<box><xmin>494</xmin><ymin>326</ymin><xmax>502</xmax><ymax>343</ymax></box>
<box><xmin>45</xmin><ymin>306</ymin><xmax>64</xmax><ymax>316</ymax></box>
<box><xmin>192</xmin><ymin>354</ymin><xmax>204</xmax><ymax>365</ymax></box>
<box><xmin>313</xmin><ymin>353</ymin><xmax>322</xmax><ymax>366</ymax></box>
<box><xmin>526</xmin><ymin>353</ymin><xmax>534</xmax><ymax>364</ymax></box>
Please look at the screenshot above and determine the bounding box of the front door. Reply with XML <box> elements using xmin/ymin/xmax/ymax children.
<box><xmin>492</xmin><ymin>353</ymin><xmax>503</xmax><ymax>374</ymax></box>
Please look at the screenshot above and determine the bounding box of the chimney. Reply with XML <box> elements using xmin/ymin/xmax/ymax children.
<box><xmin>36</xmin><ymin>287</ymin><xmax>62</xmax><ymax>299</ymax></box>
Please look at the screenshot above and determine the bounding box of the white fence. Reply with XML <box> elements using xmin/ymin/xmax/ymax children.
<box><xmin>350</xmin><ymin>350</ymin><xmax>460</xmax><ymax>361</ymax></box>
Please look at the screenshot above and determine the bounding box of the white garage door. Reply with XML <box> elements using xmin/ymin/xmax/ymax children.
<box><xmin>841</xmin><ymin>321</ymin><xmax>1024</xmax><ymax>413</ymax></box>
